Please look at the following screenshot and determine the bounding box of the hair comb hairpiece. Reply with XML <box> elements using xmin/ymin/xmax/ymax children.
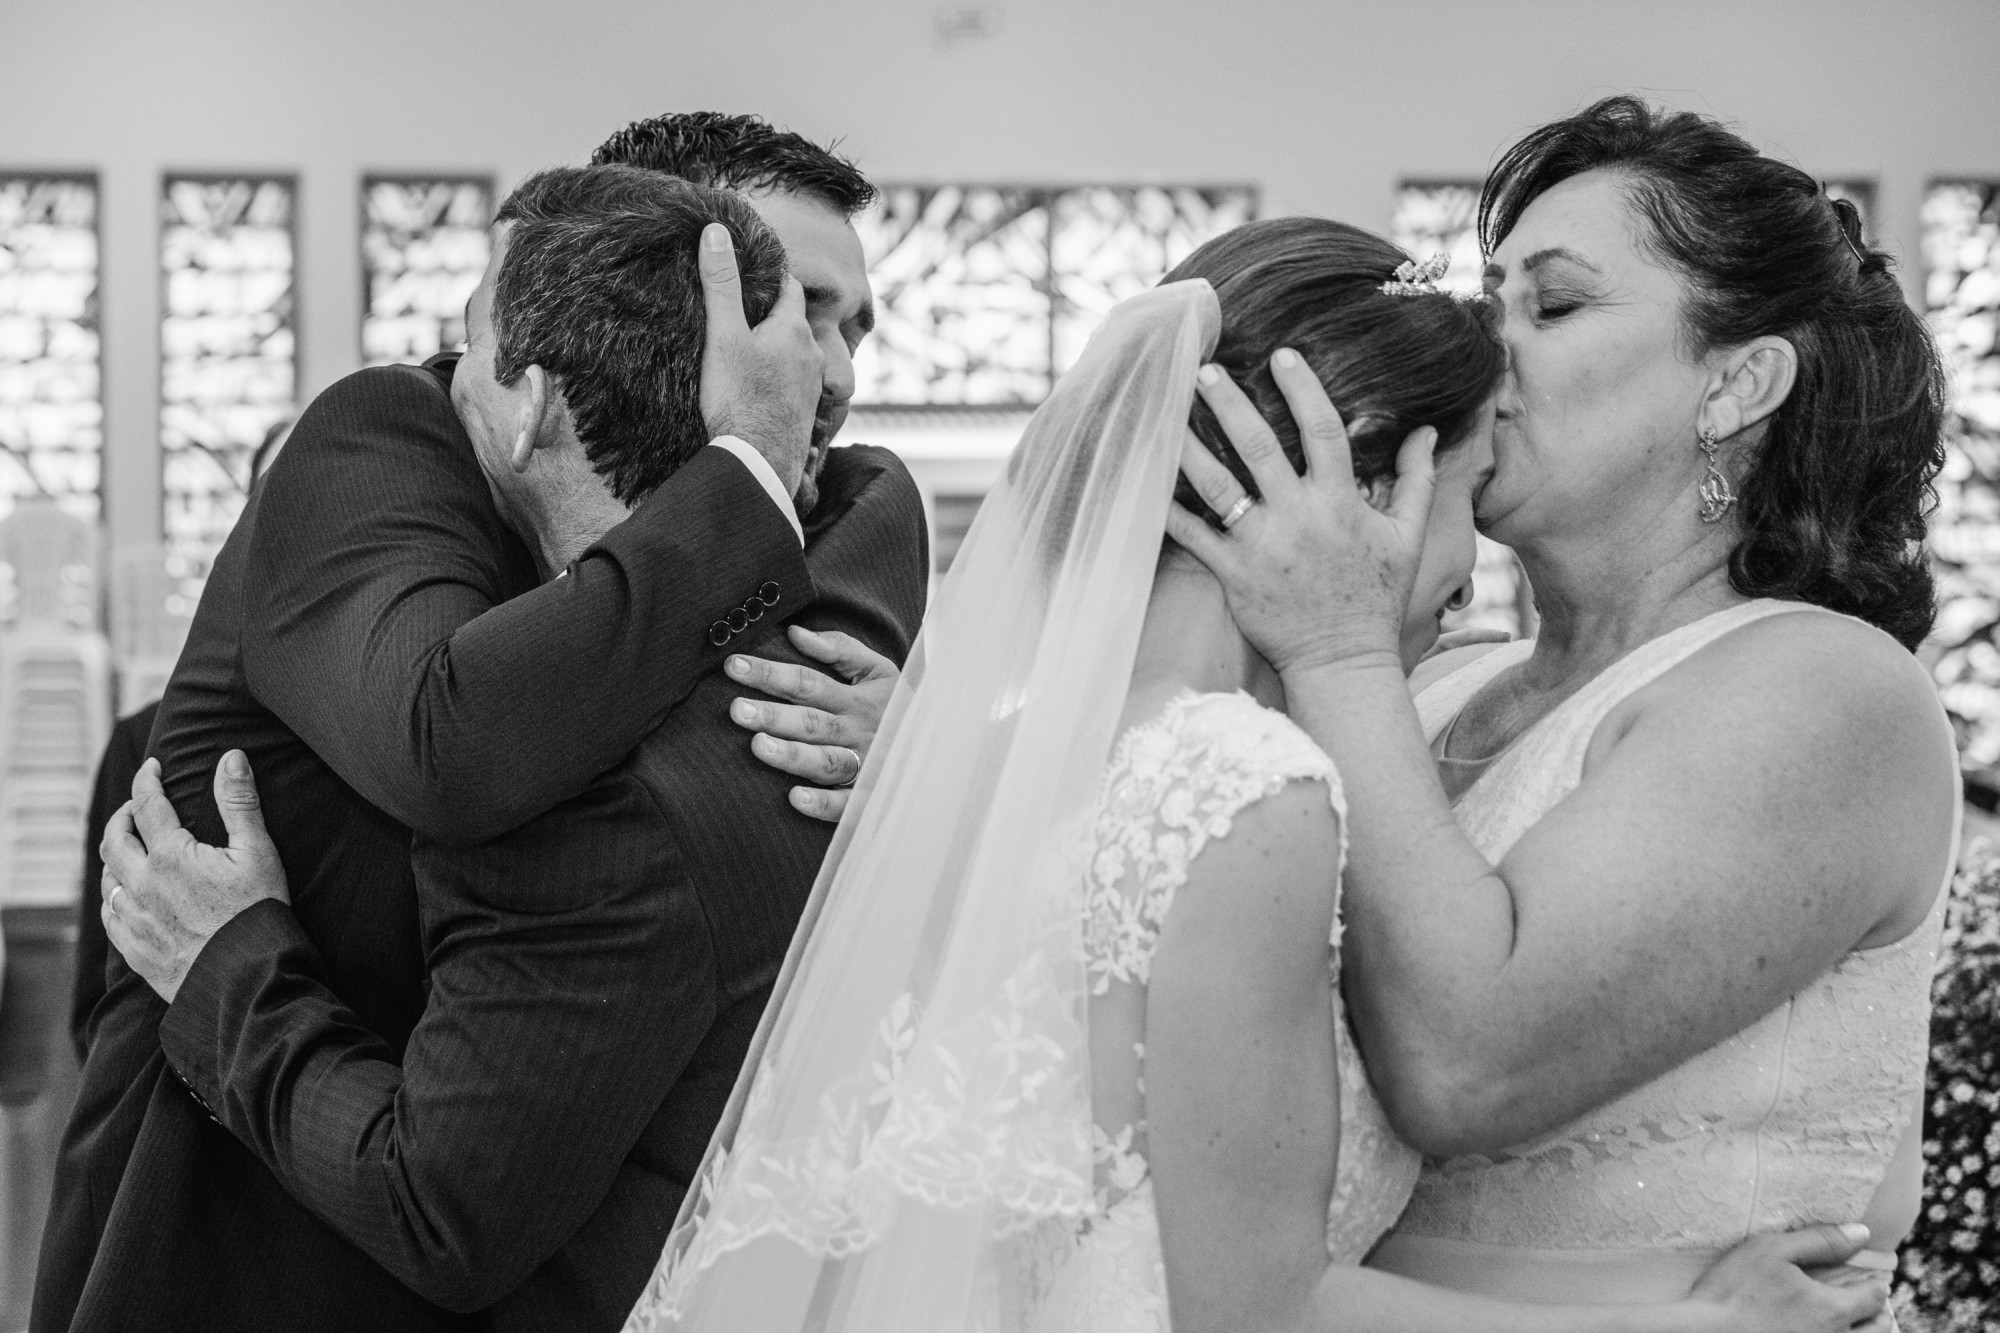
<box><xmin>1382</xmin><ymin>252</ymin><xmax>1451</xmax><ymax>298</ymax></box>
<box><xmin>1822</xmin><ymin>187</ymin><xmax>1869</xmax><ymax>268</ymax></box>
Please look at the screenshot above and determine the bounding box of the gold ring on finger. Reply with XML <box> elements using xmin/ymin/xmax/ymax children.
<box><xmin>1220</xmin><ymin>496</ymin><xmax>1256</xmax><ymax>530</ymax></box>
<box><xmin>107</xmin><ymin>883</ymin><xmax>125</xmax><ymax>913</ymax></box>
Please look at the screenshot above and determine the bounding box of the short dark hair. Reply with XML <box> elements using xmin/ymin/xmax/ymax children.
<box><xmin>1163</xmin><ymin>216</ymin><xmax>1505</xmax><ymax>523</ymax></box>
<box><xmin>491</xmin><ymin>164</ymin><xmax>786</xmax><ymax>503</ymax></box>
<box><xmin>1481</xmin><ymin>96</ymin><xmax>1948</xmax><ymax>651</ymax></box>
<box><xmin>590</xmin><ymin>111</ymin><xmax>876</xmax><ymax>217</ymax></box>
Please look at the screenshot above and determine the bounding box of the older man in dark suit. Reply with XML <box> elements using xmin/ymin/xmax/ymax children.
<box><xmin>41</xmin><ymin>148</ymin><xmax>923</xmax><ymax>1331</ymax></box>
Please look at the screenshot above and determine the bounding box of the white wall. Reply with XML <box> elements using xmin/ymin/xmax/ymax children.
<box><xmin>4</xmin><ymin>0</ymin><xmax>1998</xmax><ymax>550</ymax></box>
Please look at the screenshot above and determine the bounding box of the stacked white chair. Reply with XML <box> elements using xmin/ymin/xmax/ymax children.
<box><xmin>0</xmin><ymin>500</ymin><xmax>111</xmax><ymax>909</ymax></box>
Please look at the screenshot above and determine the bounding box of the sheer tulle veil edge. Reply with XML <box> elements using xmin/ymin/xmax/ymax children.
<box><xmin>622</xmin><ymin>279</ymin><xmax>1222</xmax><ymax>1333</ymax></box>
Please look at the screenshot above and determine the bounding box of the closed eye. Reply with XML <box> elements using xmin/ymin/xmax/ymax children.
<box><xmin>1532</xmin><ymin>288</ymin><xmax>1589</xmax><ymax>321</ymax></box>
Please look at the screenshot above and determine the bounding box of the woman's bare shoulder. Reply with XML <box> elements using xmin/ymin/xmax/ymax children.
<box><xmin>1676</xmin><ymin>607</ymin><xmax>1944</xmax><ymax>739</ymax></box>
<box><xmin>1606</xmin><ymin>604</ymin><xmax>1955</xmax><ymax>934</ymax></box>
<box><xmin>1599</xmin><ymin>606</ymin><xmax>1951</xmax><ymax>796</ymax></box>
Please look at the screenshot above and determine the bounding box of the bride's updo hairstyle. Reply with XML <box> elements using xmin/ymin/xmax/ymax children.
<box><xmin>1481</xmin><ymin>96</ymin><xmax>1948</xmax><ymax>650</ymax></box>
<box><xmin>1162</xmin><ymin>216</ymin><xmax>1505</xmax><ymax>524</ymax></box>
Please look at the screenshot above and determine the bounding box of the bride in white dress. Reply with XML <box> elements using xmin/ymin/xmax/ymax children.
<box><xmin>624</xmin><ymin>220</ymin><xmax>1887</xmax><ymax>1331</ymax></box>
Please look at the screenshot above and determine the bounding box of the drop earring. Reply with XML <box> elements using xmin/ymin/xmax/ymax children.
<box><xmin>1697</xmin><ymin>425</ymin><xmax>1736</xmax><ymax>524</ymax></box>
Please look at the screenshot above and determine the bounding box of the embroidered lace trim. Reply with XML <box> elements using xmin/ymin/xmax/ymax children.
<box><xmin>1084</xmin><ymin>690</ymin><xmax>1343</xmax><ymax>996</ymax></box>
<box><xmin>636</xmin><ymin>947</ymin><xmax>1099</xmax><ymax>1326</ymax></box>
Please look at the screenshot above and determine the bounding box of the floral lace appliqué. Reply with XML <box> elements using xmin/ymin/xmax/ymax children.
<box><xmin>1083</xmin><ymin>691</ymin><xmax>1342</xmax><ymax>996</ymax></box>
<box><xmin>628</xmin><ymin>947</ymin><xmax>1097</xmax><ymax>1330</ymax></box>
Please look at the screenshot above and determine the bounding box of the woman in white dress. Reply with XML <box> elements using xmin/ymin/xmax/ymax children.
<box><xmin>1171</xmin><ymin>98</ymin><xmax>1955</xmax><ymax>1307</ymax></box>
<box><xmin>627</xmin><ymin>217</ymin><xmax>1887</xmax><ymax>1331</ymax></box>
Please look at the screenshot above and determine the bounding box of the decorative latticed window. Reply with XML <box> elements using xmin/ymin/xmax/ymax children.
<box><xmin>159</xmin><ymin>173</ymin><xmax>297</xmax><ymax>582</ymax></box>
<box><xmin>1923</xmin><ymin>181</ymin><xmax>2000</xmax><ymax>771</ymax></box>
<box><xmin>850</xmin><ymin>185</ymin><xmax>1255</xmax><ymax>589</ymax></box>
<box><xmin>1388</xmin><ymin>181</ymin><xmax>1485</xmax><ymax>297</ymax></box>
<box><xmin>851</xmin><ymin>185</ymin><xmax>1257</xmax><ymax>407</ymax></box>
<box><xmin>0</xmin><ymin>173</ymin><xmax>101</xmax><ymax>525</ymax></box>
<box><xmin>1048</xmin><ymin>187</ymin><xmax>1259</xmax><ymax>376</ymax></box>
<box><xmin>361</xmin><ymin>175</ymin><xmax>493</xmax><ymax>368</ymax></box>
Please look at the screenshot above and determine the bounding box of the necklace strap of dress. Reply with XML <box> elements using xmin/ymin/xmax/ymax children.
<box><xmin>1414</xmin><ymin>641</ymin><xmax>1532</xmax><ymax>745</ymax></box>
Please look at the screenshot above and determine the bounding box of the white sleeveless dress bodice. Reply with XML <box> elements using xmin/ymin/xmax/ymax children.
<box><xmin>1374</xmin><ymin>599</ymin><xmax>1954</xmax><ymax>1302</ymax></box>
<box><xmin>1028</xmin><ymin>691</ymin><xmax>1422</xmax><ymax>1332</ymax></box>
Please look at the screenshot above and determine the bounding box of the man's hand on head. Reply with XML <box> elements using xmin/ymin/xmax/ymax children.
<box><xmin>100</xmin><ymin>752</ymin><xmax>289</xmax><ymax>1005</ymax></box>
<box><xmin>727</xmin><ymin>625</ymin><xmax>901</xmax><ymax>823</ymax></box>
<box><xmin>698</xmin><ymin>223</ymin><xmax>822</xmax><ymax>496</ymax></box>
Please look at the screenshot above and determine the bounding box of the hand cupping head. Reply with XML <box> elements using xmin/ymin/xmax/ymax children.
<box><xmin>1162</xmin><ymin>216</ymin><xmax>1506</xmax><ymax>525</ymax></box>
<box><xmin>488</xmin><ymin>164</ymin><xmax>789</xmax><ymax>503</ymax></box>
<box><xmin>590</xmin><ymin>113</ymin><xmax>881</xmax><ymax>510</ymax></box>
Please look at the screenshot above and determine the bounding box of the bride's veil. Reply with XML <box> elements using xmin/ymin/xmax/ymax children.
<box><xmin>623</xmin><ymin>279</ymin><xmax>1221</xmax><ymax>1332</ymax></box>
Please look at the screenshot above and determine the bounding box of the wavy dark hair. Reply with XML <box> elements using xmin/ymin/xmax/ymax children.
<box><xmin>492</xmin><ymin>164</ymin><xmax>786</xmax><ymax>502</ymax></box>
<box><xmin>1161</xmin><ymin>216</ymin><xmax>1505</xmax><ymax>524</ymax></box>
<box><xmin>1481</xmin><ymin>96</ymin><xmax>1948</xmax><ymax>650</ymax></box>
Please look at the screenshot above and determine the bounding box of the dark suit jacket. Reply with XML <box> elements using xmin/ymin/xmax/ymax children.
<box><xmin>72</xmin><ymin>702</ymin><xmax>160</xmax><ymax>1065</ymax></box>
<box><xmin>153</xmin><ymin>456</ymin><xmax>925</xmax><ymax>1328</ymax></box>
<box><xmin>34</xmin><ymin>357</ymin><xmax>917</xmax><ymax>1332</ymax></box>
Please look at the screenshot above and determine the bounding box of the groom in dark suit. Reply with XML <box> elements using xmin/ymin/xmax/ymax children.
<box><xmin>40</xmin><ymin>147</ymin><xmax>925</xmax><ymax>1331</ymax></box>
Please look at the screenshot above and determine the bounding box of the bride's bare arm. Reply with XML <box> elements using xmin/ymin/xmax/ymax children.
<box><xmin>1145</xmin><ymin>780</ymin><xmax>1346</xmax><ymax>1329</ymax></box>
<box><xmin>1167</xmin><ymin>353</ymin><xmax>1955</xmax><ymax>1159</ymax></box>
<box><xmin>1144</xmin><ymin>782</ymin><xmax>1886</xmax><ymax>1333</ymax></box>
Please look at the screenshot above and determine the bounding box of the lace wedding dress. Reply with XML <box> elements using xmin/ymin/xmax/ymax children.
<box><xmin>1024</xmin><ymin>689</ymin><xmax>1422</xmax><ymax>1332</ymax></box>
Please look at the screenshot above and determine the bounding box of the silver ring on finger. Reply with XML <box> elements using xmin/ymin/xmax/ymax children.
<box><xmin>107</xmin><ymin>882</ymin><xmax>125</xmax><ymax>914</ymax></box>
<box><xmin>1219</xmin><ymin>495</ymin><xmax>1257</xmax><ymax>531</ymax></box>
<box><xmin>832</xmin><ymin>747</ymin><xmax>861</xmax><ymax>789</ymax></box>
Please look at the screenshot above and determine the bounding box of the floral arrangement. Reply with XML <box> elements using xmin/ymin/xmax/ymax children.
<box><xmin>1895</xmin><ymin>839</ymin><xmax>2000</xmax><ymax>1331</ymax></box>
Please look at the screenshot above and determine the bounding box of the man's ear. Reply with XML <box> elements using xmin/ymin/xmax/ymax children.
<box><xmin>509</xmin><ymin>364</ymin><xmax>555</xmax><ymax>474</ymax></box>
<box><xmin>1701</xmin><ymin>335</ymin><xmax>1797</xmax><ymax>444</ymax></box>
<box><xmin>1357</xmin><ymin>474</ymin><xmax>1395</xmax><ymax>514</ymax></box>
